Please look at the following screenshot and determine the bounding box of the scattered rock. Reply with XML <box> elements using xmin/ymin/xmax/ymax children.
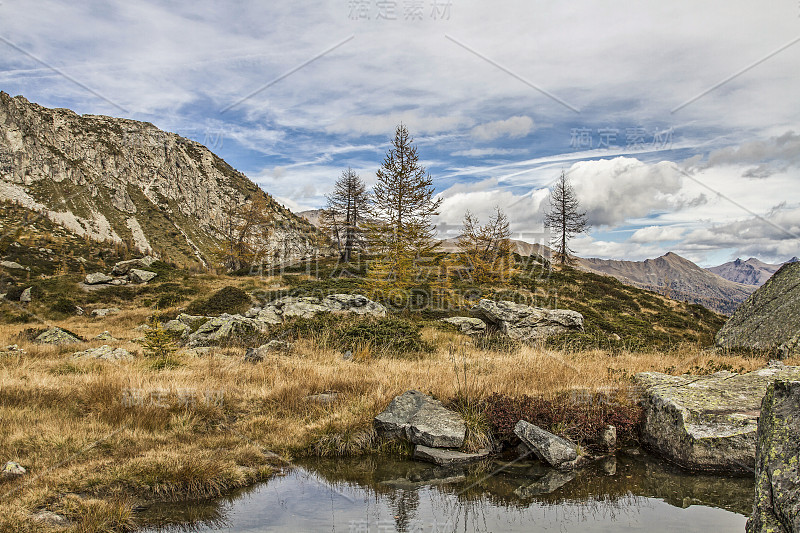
<box><xmin>513</xmin><ymin>469</ymin><xmax>575</xmax><ymax>498</ymax></box>
<box><xmin>244</xmin><ymin>306</ymin><xmax>262</xmax><ymax>318</ymax></box>
<box><xmin>94</xmin><ymin>331</ymin><xmax>117</xmax><ymax>341</ymax></box>
<box><xmin>717</xmin><ymin>261</ymin><xmax>800</xmax><ymax>356</ymax></box>
<box><xmin>72</xmin><ymin>345</ymin><xmax>132</xmax><ymax>361</ymax></box>
<box><xmin>110</xmin><ymin>279</ymin><xmax>127</xmax><ymax>286</ymax></box>
<box><xmin>184</xmin><ymin>347</ymin><xmax>212</xmax><ymax>357</ymax></box>
<box><xmin>305</xmin><ymin>391</ymin><xmax>340</xmax><ymax>404</ymax></box>
<box><xmin>342</xmin><ymin>350</ymin><xmax>353</xmax><ymax>361</ymax></box>
<box><xmin>601</xmin><ymin>425</ymin><xmax>617</xmax><ymax>450</ymax></box>
<box><xmin>472</xmin><ymin>299</ymin><xmax>584</xmax><ymax>342</ymax></box>
<box><xmin>413</xmin><ymin>445</ymin><xmax>490</xmax><ymax>466</ymax></box>
<box><xmin>747</xmin><ymin>380</ymin><xmax>800</xmax><ymax>533</ymax></box>
<box><xmin>514</xmin><ymin>419</ymin><xmax>579</xmax><ymax>469</ymax></box>
<box><xmin>610</xmin><ymin>333</ymin><xmax>622</xmax><ymax>341</ymax></box>
<box><xmin>85</xmin><ymin>272</ymin><xmax>113</xmax><ymax>285</ymax></box>
<box><xmin>32</xmin><ymin>510</ymin><xmax>67</xmax><ymax>526</ymax></box>
<box><xmin>0</xmin><ymin>260</ymin><xmax>28</xmax><ymax>271</ymax></box>
<box><xmin>163</xmin><ymin>320</ymin><xmax>190</xmax><ymax>338</ymax></box>
<box><xmin>253</xmin><ymin>294</ymin><xmax>387</xmax><ymax>325</ymax></box>
<box><xmin>187</xmin><ymin>314</ymin><xmax>265</xmax><ymax>347</ymax></box>
<box><xmin>20</xmin><ymin>287</ymin><xmax>31</xmax><ymax>303</ymax></box>
<box><xmin>374</xmin><ymin>390</ymin><xmax>466</xmax><ymax>449</ymax></box>
<box><xmin>244</xmin><ymin>340</ymin><xmax>294</xmax><ymax>362</ymax></box>
<box><xmin>35</xmin><ymin>327</ymin><xmax>82</xmax><ymax>345</ymax></box>
<box><xmin>255</xmin><ymin>307</ymin><xmax>282</xmax><ymax>325</ymax></box>
<box><xmin>128</xmin><ymin>269</ymin><xmax>157</xmax><ymax>283</ymax></box>
<box><xmin>635</xmin><ymin>365</ymin><xmax>800</xmax><ymax>474</ymax></box>
<box><xmin>2</xmin><ymin>461</ymin><xmax>26</xmax><ymax>477</ymax></box>
<box><xmin>440</xmin><ymin>316</ymin><xmax>487</xmax><ymax>335</ymax></box>
<box><xmin>111</xmin><ymin>256</ymin><xmax>157</xmax><ymax>276</ymax></box>
<box><xmin>91</xmin><ymin>307</ymin><xmax>120</xmax><ymax>317</ymax></box>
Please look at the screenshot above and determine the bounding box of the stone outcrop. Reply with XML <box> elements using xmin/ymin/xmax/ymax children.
<box><xmin>187</xmin><ymin>314</ymin><xmax>265</xmax><ymax>347</ymax></box>
<box><xmin>635</xmin><ymin>364</ymin><xmax>800</xmax><ymax>474</ymax></box>
<box><xmin>514</xmin><ymin>420</ymin><xmax>579</xmax><ymax>469</ymax></box>
<box><xmin>72</xmin><ymin>345</ymin><xmax>132</xmax><ymax>361</ymax></box>
<box><xmin>717</xmin><ymin>261</ymin><xmax>800</xmax><ymax>357</ymax></box>
<box><xmin>245</xmin><ymin>294</ymin><xmax>387</xmax><ymax>325</ymax></box>
<box><xmin>85</xmin><ymin>272</ymin><xmax>113</xmax><ymax>285</ymax></box>
<box><xmin>374</xmin><ymin>390</ymin><xmax>466</xmax><ymax>449</ymax></box>
<box><xmin>440</xmin><ymin>316</ymin><xmax>487</xmax><ymax>335</ymax></box>
<box><xmin>35</xmin><ymin>327</ymin><xmax>82</xmax><ymax>345</ymax></box>
<box><xmin>244</xmin><ymin>340</ymin><xmax>293</xmax><ymax>362</ymax></box>
<box><xmin>747</xmin><ymin>380</ymin><xmax>800</xmax><ymax>533</ymax></box>
<box><xmin>128</xmin><ymin>269</ymin><xmax>157</xmax><ymax>283</ymax></box>
<box><xmin>110</xmin><ymin>257</ymin><xmax>157</xmax><ymax>276</ymax></box>
<box><xmin>472</xmin><ymin>299</ymin><xmax>583</xmax><ymax>341</ymax></box>
<box><xmin>0</xmin><ymin>92</ymin><xmax>318</xmax><ymax>267</ymax></box>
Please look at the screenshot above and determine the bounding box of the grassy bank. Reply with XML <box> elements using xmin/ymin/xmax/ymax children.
<box><xmin>0</xmin><ymin>298</ymin><xmax>785</xmax><ymax>532</ymax></box>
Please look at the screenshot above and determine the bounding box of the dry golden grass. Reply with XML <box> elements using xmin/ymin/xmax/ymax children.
<box><xmin>0</xmin><ymin>309</ymin><xmax>792</xmax><ymax>532</ymax></box>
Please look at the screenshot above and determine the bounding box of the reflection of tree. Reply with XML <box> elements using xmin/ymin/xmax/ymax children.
<box><xmin>386</xmin><ymin>489</ymin><xmax>420</xmax><ymax>532</ymax></box>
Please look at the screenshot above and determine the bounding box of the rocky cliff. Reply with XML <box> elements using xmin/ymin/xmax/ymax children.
<box><xmin>0</xmin><ymin>92</ymin><xmax>318</xmax><ymax>267</ymax></box>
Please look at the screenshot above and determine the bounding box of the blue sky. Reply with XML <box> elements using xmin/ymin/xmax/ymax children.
<box><xmin>1</xmin><ymin>1</ymin><xmax>799</xmax><ymax>266</ymax></box>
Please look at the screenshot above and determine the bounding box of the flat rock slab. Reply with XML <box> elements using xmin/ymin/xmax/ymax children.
<box><xmin>514</xmin><ymin>419</ymin><xmax>578</xmax><ymax>469</ymax></box>
<box><xmin>413</xmin><ymin>445</ymin><xmax>490</xmax><ymax>466</ymax></box>
<box><xmin>374</xmin><ymin>390</ymin><xmax>466</xmax><ymax>448</ymax></box>
<box><xmin>747</xmin><ymin>380</ymin><xmax>800</xmax><ymax>533</ymax></box>
<box><xmin>636</xmin><ymin>364</ymin><xmax>800</xmax><ymax>474</ymax></box>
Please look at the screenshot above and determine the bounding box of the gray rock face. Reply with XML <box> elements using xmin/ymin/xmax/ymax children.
<box><xmin>128</xmin><ymin>268</ymin><xmax>157</xmax><ymax>283</ymax></box>
<box><xmin>35</xmin><ymin>327</ymin><xmax>81</xmax><ymax>345</ymax></box>
<box><xmin>187</xmin><ymin>314</ymin><xmax>265</xmax><ymax>347</ymax></box>
<box><xmin>72</xmin><ymin>345</ymin><xmax>132</xmax><ymax>361</ymax></box>
<box><xmin>747</xmin><ymin>380</ymin><xmax>800</xmax><ymax>533</ymax></box>
<box><xmin>111</xmin><ymin>256</ymin><xmax>157</xmax><ymax>276</ymax></box>
<box><xmin>20</xmin><ymin>287</ymin><xmax>31</xmax><ymax>303</ymax></box>
<box><xmin>635</xmin><ymin>364</ymin><xmax>800</xmax><ymax>474</ymax></box>
<box><xmin>440</xmin><ymin>316</ymin><xmax>487</xmax><ymax>335</ymax></box>
<box><xmin>374</xmin><ymin>390</ymin><xmax>466</xmax><ymax>449</ymax></box>
<box><xmin>85</xmin><ymin>272</ymin><xmax>113</xmax><ymax>285</ymax></box>
<box><xmin>413</xmin><ymin>445</ymin><xmax>490</xmax><ymax>466</ymax></box>
<box><xmin>514</xmin><ymin>420</ymin><xmax>578</xmax><ymax>469</ymax></box>
<box><xmin>472</xmin><ymin>299</ymin><xmax>583</xmax><ymax>341</ymax></box>
<box><xmin>717</xmin><ymin>261</ymin><xmax>800</xmax><ymax>356</ymax></box>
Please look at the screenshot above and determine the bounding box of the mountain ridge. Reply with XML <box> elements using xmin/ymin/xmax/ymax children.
<box><xmin>707</xmin><ymin>256</ymin><xmax>798</xmax><ymax>286</ymax></box>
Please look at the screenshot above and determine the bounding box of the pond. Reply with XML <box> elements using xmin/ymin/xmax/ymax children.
<box><xmin>140</xmin><ymin>448</ymin><xmax>753</xmax><ymax>532</ymax></box>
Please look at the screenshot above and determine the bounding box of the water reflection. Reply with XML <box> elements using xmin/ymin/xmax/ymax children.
<box><xmin>140</xmin><ymin>449</ymin><xmax>752</xmax><ymax>532</ymax></box>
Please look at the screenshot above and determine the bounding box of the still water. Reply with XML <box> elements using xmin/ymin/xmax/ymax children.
<box><xmin>140</xmin><ymin>449</ymin><xmax>752</xmax><ymax>532</ymax></box>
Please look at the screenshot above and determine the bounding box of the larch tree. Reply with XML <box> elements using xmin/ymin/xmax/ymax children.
<box><xmin>544</xmin><ymin>171</ymin><xmax>588</xmax><ymax>265</ymax></box>
<box><xmin>215</xmin><ymin>193</ymin><xmax>274</xmax><ymax>271</ymax></box>
<box><xmin>367</xmin><ymin>124</ymin><xmax>442</xmax><ymax>289</ymax></box>
<box><xmin>457</xmin><ymin>207</ymin><xmax>515</xmax><ymax>283</ymax></box>
<box><xmin>322</xmin><ymin>167</ymin><xmax>369</xmax><ymax>263</ymax></box>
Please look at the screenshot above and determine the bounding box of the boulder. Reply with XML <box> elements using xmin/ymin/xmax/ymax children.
<box><xmin>747</xmin><ymin>380</ymin><xmax>800</xmax><ymax>533</ymax></box>
<box><xmin>321</xmin><ymin>293</ymin><xmax>387</xmax><ymax>316</ymax></box>
<box><xmin>255</xmin><ymin>307</ymin><xmax>282</xmax><ymax>325</ymax></box>
<box><xmin>305</xmin><ymin>391</ymin><xmax>340</xmax><ymax>404</ymax></box>
<box><xmin>514</xmin><ymin>420</ymin><xmax>579</xmax><ymax>469</ymax></box>
<box><xmin>128</xmin><ymin>269</ymin><xmax>157</xmax><ymax>283</ymax></box>
<box><xmin>85</xmin><ymin>272</ymin><xmax>112</xmax><ymax>285</ymax></box>
<box><xmin>374</xmin><ymin>390</ymin><xmax>466</xmax><ymax>448</ymax></box>
<box><xmin>72</xmin><ymin>345</ymin><xmax>132</xmax><ymax>361</ymax></box>
<box><xmin>163</xmin><ymin>320</ymin><xmax>191</xmax><ymax>338</ymax></box>
<box><xmin>94</xmin><ymin>331</ymin><xmax>117</xmax><ymax>341</ymax></box>
<box><xmin>0</xmin><ymin>260</ymin><xmax>28</xmax><ymax>270</ymax></box>
<box><xmin>717</xmin><ymin>261</ymin><xmax>800</xmax><ymax>357</ymax></box>
<box><xmin>31</xmin><ymin>511</ymin><xmax>67</xmax><ymax>526</ymax></box>
<box><xmin>440</xmin><ymin>316</ymin><xmax>487</xmax><ymax>335</ymax></box>
<box><xmin>601</xmin><ymin>425</ymin><xmax>617</xmax><ymax>450</ymax></box>
<box><xmin>187</xmin><ymin>314</ymin><xmax>265</xmax><ymax>347</ymax></box>
<box><xmin>472</xmin><ymin>299</ymin><xmax>583</xmax><ymax>341</ymax></box>
<box><xmin>91</xmin><ymin>307</ymin><xmax>120</xmax><ymax>317</ymax></box>
<box><xmin>111</xmin><ymin>256</ymin><xmax>157</xmax><ymax>276</ymax></box>
<box><xmin>635</xmin><ymin>364</ymin><xmax>800</xmax><ymax>474</ymax></box>
<box><xmin>35</xmin><ymin>327</ymin><xmax>82</xmax><ymax>345</ymax></box>
<box><xmin>1</xmin><ymin>461</ymin><xmax>25</xmax><ymax>477</ymax></box>
<box><xmin>413</xmin><ymin>445</ymin><xmax>490</xmax><ymax>466</ymax></box>
<box><xmin>20</xmin><ymin>287</ymin><xmax>31</xmax><ymax>303</ymax></box>
<box><xmin>244</xmin><ymin>340</ymin><xmax>293</xmax><ymax>362</ymax></box>
<box><xmin>258</xmin><ymin>294</ymin><xmax>387</xmax><ymax>323</ymax></box>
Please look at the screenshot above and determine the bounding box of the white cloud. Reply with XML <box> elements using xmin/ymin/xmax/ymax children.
<box><xmin>471</xmin><ymin>116</ymin><xmax>534</xmax><ymax>141</ymax></box>
<box><xmin>630</xmin><ymin>225</ymin><xmax>686</xmax><ymax>243</ymax></box>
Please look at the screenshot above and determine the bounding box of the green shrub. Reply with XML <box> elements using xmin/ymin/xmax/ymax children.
<box><xmin>337</xmin><ymin>317</ymin><xmax>433</xmax><ymax>354</ymax></box>
<box><xmin>49</xmin><ymin>297</ymin><xmax>78</xmax><ymax>315</ymax></box>
<box><xmin>186</xmin><ymin>286</ymin><xmax>251</xmax><ymax>316</ymax></box>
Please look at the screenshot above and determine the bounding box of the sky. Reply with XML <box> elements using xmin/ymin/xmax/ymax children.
<box><xmin>1</xmin><ymin>1</ymin><xmax>799</xmax><ymax>267</ymax></box>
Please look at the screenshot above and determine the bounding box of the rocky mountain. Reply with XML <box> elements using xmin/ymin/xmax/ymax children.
<box><xmin>706</xmin><ymin>257</ymin><xmax>796</xmax><ymax>286</ymax></box>
<box><xmin>575</xmin><ymin>252</ymin><xmax>756</xmax><ymax>315</ymax></box>
<box><xmin>0</xmin><ymin>92</ymin><xmax>318</xmax><ymax>268</ymax></box>
<box><xmin>716</xmin><ymin>261</ymin><xmax>800</xmax><ymax>356</ymax></box>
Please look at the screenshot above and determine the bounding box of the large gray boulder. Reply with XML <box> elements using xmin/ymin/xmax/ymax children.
<box><xmin>374</xmin><ymin>390</ymin><xmax>466</xmax><ymax>448</ymax></box>
<box><xmin>472</xmin><ymin>299</ymin><xmax>583</xmax><ymax>341</ymax></box>
<box><xmin>747</xmin><ymin>380</ymin><xmax>800</xmax><ymax>533</ymax></box>
<box><xmin>111</xmin><ymin>256</ymin><xmax>157</xmax><ymax>276</ymax></box>
<box><xmin>85</xmin><ymin>272</ymin><xmax>113</xmax><ymax>285</ymax></box>
<box><xmin>514</xmin><ymin>420</ymin><xmax>578</xmax><ymax>469</ymax></box>
<box><xmin>717</xmin><ymin>261</ymin><xmax>800</xmax><ymax>357</ymax></box>
<box><xmin>128</xmin><ymin>269</ymin><xmax>157</xmax><ymax>283</ymax></box>
<box><xmin>254</xmin><ymin>294</ymin><xmax>387</xmax><ymax>324</ymax></box>
<box><xmin>35</xmin><ymin>327</ymin><xmax>82</xmax><ymax>345</ymax></box>
<box><xmin>20</xmin><ymin>287</ymin><xmax>32</xmax><ymax>303</ymax></box>
<box><xmin>636</xmin><ymin>364</ymin><xmax>800</xmax><ymax>474</ymax></box>
<box><xmin>187</xmin><ymin>314</ymin><xmax>265</xmax><ymax>347</ymax></box>
<box><xmin>72</xmin><ymin>345</ymin><xmax>132</xmax><ymax>361</ymax></box>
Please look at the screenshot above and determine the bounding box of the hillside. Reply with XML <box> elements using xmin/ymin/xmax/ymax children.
<box><xmin>574</xmin><ymin>252</ymin><xmax>755</xmax><ymax>315</ymax></box>
<box><xmin>707</xmin><ymin>257</ymin><xmax>798</xmax><ymax>286</ymax></box>
<box><xmin>0</xmin><ymin>92</ymin><xmax>318</xmax><ymax>268</ymax></box>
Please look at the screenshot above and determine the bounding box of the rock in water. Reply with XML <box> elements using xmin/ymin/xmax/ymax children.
<box><xmin>514</xmin><ymin>420</ymin><xmax>578</xmax><ymax>469</ymax></box>
<box><xmin>413</xmin><ymin>445</ymin><xmax>490</xmax><ymax>466</ymax></box>
<box><xmin>716</xmin><ymin>261</ymin><xmax>800</xmax><ymax>357</ymax></box>
<box><xmin>35</xmin><ymin>327</ymin><xmax>82</xmax><ymax>345</ymax></box>
<box><xmin>635</xmin><ymin>365</ymin><xmax>800</xmax><ymax>474</ymax></box>
<box><xmin>747</xmin><ymin>380</ymin><xmax>800</xmax><ymax>533</ymax></box>
<box><xmin>374</xmin><ymin>390</ymin><xmax>466</xmax><ymax>448</ymax></box>
<box><xmin>471</xmin><ymin>299</ymin><xmax>583</xmax><ymax>341</ymax></box>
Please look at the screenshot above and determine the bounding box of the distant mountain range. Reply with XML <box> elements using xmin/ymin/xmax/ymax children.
<box><xmin>706</xmin><ymin>257</ymin><xmax>799</xmax><ymax>286</ymax></box>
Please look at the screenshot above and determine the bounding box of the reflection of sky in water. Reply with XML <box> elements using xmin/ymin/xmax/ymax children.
<box><xmin>141</xmin><ymin>453</ymin><xmax>749</xmax><ymax>533</ymax></box>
